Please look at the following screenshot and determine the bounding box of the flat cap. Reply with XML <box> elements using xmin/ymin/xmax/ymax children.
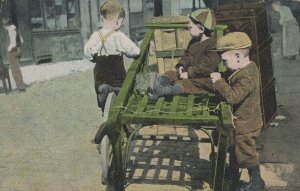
<box><xmin>216</xmin><ymin>32</ymin><xmax>252</xmax><ymax>51</ymax></box>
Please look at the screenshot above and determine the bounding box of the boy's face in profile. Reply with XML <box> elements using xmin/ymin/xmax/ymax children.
<box><xmin>221</xmin><ymin>50</ymin><xmax>241</xmax><ymax>71</ymax></box>
<box><xmin>188</xmin><ymin>19</ymin><xmax>204</xmax><ymax>38</ymax></box>
<box><xmin>115</xmin><ymin>17</ymin><xmax>124</xmax><ymax>30</ymax></box>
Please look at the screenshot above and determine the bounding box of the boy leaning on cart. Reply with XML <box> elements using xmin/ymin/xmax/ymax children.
<box><xmin>148</xmin><ymin>8</ymin><xmax>221</xmax><ymax>101</ymax></box>
<box><xmin>211</xmin><ymin>32</ymin><xmax>265</xmax><ymax>191</ymax></box>
<box><xmin>84</xmin><ymin>0</ymin><xmax>140</xmax><ymax>114</ymax></box>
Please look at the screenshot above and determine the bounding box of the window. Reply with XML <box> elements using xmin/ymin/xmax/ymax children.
<box><xmin>30</xmin><ymin>0</ymin><xmax>80</xmax><ymax>31</ymax></box>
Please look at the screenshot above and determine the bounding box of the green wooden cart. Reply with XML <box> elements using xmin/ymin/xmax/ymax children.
<box><xmin>95</xmin><ymin>16</ymin><xmax>237</xmax><ymax>191</ymax></box>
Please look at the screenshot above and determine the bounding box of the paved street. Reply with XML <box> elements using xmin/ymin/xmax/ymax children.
<box><xmin>1</xmin><ymin>39</ymin><xmax>300</xmax><ymax>190</ymax></box>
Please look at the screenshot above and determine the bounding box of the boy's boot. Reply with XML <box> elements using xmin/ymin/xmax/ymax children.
<box><xmin>159</xmin><ymin>75</ymin><xmax>172</xmax><ymax>86</ymax></box>
<box><xmin>98</xmin><ymin>84</ymin><xmax>111</xmax><ymax>113</ymax></box>
<box><xmin>98</xmin><ymin>84</ymin><xmax>120</xmax><ymax>113</ymax></box>
<box><xmin>148</xmin><ymin>76</ymin><xmax>182</xmax><ymax>101</ymax></box>
<box><xmin>237</xmin><ymin>165</ymin><xmax>265</xmax><ymax>191</ymax></box>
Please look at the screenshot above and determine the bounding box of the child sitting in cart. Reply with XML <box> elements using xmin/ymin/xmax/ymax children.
<box><xmin>84</xmin><ymin>0</ymin><xmax>140</xmax><ymax>113</ymax></box>
<box><xmin>148</xmin><ymin>8</ymin><xmax>221</xmax><ymax>101</ymax></box>
<box><xmin>211</xmin><ymin>32</ymin><xmax>265</xmax><ymax>191</ymax></box>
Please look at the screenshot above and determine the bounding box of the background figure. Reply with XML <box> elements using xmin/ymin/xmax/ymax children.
<box><xmin>1</xmin><ymin>17</ymin><xmax>27</xmax><ymax>92</ymax></box>
<box><xmin>272</xmin><ymin>0</ymin><xmax>300</xmax><ymax>60</ymax></box>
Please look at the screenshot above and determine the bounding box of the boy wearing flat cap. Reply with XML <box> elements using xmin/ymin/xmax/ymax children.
<box><xmin>211</xmin><ymin>32</ymin><xmax>265</xmax><ymax>191</ymax></box>
<box><xmin>148</xmin><ymin>8</ymin><xmax>221</xmax><ymax>101</ymax></box>
<box><xmin>84</xmin><ymin>0</ymin><xmax>140</xmax><ymax>113</ymax></box>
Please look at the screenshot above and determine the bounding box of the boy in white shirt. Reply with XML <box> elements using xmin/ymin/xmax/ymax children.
<box><xmin>84</xmin><ymin>0</ymin><xmax>140</xmax><ymax>113</ymax></box>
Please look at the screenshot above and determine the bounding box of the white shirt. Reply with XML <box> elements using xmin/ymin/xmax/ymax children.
<box><xmin>84</xmin><ymin>29</ymin><xmax>140</xmax><ymax>60</ymax></box>
<box><xmin>5</xmin><ymin>24</ymin><xmax>24</xmax><ymax>52</ymax></box>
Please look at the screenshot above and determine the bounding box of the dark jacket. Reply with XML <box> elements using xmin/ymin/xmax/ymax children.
<box><xmin>177</xmin><ymin>37</ymin><xmax>220</xmax><ymax>78</ymax></box>
<box><xmin>214</xmin><ymin>62</ymin><xmax>263</xmax><ymax>135</ymax></box>
<box><xmin>173</xmin><ymin>37</ymin><xmax>221</xmax><ymax>94</ymax></box>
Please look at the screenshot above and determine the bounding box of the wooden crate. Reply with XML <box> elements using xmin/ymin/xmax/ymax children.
<box><xmin>146</xmin><ymin>16</ymin><xmax>192</xmax><ymax>74</ymax></box>
<box><xmin>215</xmin><ymin>3</ymin><xmax>277</xmax><ymax>128</ymax></box>
<box><xmin>146</xmin><ymin>16</ymin><xmax>228</xmax><ymax>74</ymax></box>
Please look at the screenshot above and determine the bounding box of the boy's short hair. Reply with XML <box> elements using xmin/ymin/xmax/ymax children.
<box><xmin>190</xmin><ymin>18</ymin><xmax>214</xmax><ymax>37</ymax></box>
<box><xmin>272</xmin><ymin>0</ymin><xmax>281</xmax><ymax>6</ymax></box>
<box><xmin>238</xmin><ymin>48</ymin><xmax>250</xmax><ymax>57</ymax></box>
<box><xmin>1</xmin><ymin>17</ymin><xmax>12</xmax><ymax>26</ymax></box>
<box><xmin>100</xmin><ymin>0</ymin><xmax>125</xmax><ymax>20</ymax></box>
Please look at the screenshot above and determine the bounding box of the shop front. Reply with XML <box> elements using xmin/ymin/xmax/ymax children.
<box><xmin>1</xmin><ymin>0</ymin><xmax>85</xmax><ymax>65</ymax></box>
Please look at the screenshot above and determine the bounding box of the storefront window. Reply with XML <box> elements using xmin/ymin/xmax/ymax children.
<box><xmin>66</xmin><ymin>0</ymin><xmax>80</xmax><ymax>29</ymax></box>
<box><xmin>30</xmin><ymin>0</ymin><xmax>44</xmax><ymax>31</ymax></box>
<box><xmin>30</xmin><ymin>0</ymin><xmax>80</xmax><ymax>31</ymax></box>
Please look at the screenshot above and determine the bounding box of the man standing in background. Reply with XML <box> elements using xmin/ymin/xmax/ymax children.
<box><xmin>2</xmin><ymin>17</ymin><xmax>27</xmax><ymax>92</ymax></box>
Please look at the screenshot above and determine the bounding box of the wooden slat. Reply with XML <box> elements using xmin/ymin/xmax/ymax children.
<box><xmin>146</xmin><ymin>16</ymin><xmax>189</xmax><ymax>25</ymax></box>
<box><xmin>162</xmin><ymin>29</ymin><xmax>177</xmax><ymax>50</ymax></box>
<box><xmin>121</xmin><ymin>113</ymin><xmax>219</xmax><ymax>125</ymax></box>
<box><xmin>135</xmin><ymin>95</ymin><xmax>149</xmax><ymax>113</ymax></box>
<box><xmin>123</xmin><ymin>94</ymin><xmax>136</xmax><ymax>114</ymax></box>
<box><xmin>154</xmin><ymin>29</ymin><xmax>163</xmax><ymax>51</ymax></box>
<box><xmin>154</xmin><ymin>29</ymin><xmax>165</xmax><ymax>74</ymax></box>
<box><xmin>151</xmin><ymin>97</ymin><xmax>165</xmax><ymax>115</ymax></box>
<box><xmin>177</xmin><ymin>29</ymin><xmax>191</xmax><ymax>48</ymax></box>
<box><xmin>155</xmin><ymin>49</ymin><xmax>185</xmax><ymax>58</ymax></box>
<box><xmin>163</xmin><ymin>58</ymin><xmax>177</xmax><ymax>72</ymax></box>
<box><xmin>170</xmin><ymin>96</ymin><xmax>180</xmax><ymax>112</ymax></box>
<box><xmin>186</xmin><ymin>95</ymin><xmax>195</xmax><ymax>117</ymax></box>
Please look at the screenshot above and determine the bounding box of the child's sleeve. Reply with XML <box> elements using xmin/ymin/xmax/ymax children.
<box><xmin>116</xmin><ymin>33</ymin><xmax>140</xmax><ymax>58</ymax></box>
<box><xmin>84</xmin><ymin>32</ymin><xmax>100</xmax><ymax>60</ymax></box>
<box><xmin>187</xmin><ymin>51</ymin><xmax>220</xmax><ymax>78</ymax></box>
<box><xmin>214</xmin><ymin>76</ymin><xmax>254</xmax><ymax>105</ymax></box>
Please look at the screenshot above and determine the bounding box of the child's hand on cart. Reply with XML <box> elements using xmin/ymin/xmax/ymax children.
<box><xmin>178</xmin><ymin>66</ymin><xmax>188</xmax><ymax>79</ymax></box>
<box><xmin>210</xmin><ymin>72</ymin><xmax>221</xmax><ymax>83</ymax></box>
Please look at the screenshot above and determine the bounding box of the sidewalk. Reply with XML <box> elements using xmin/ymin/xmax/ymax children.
<box><xmin>1</xmin><ymin>59</ymin><xmax>95</xmax><ymax>90</ymax></box>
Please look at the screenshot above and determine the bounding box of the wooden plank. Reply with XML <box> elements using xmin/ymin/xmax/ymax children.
<box><xmin>155</xmin><ymin>49</ymin><xmax>185</xmax><ymax>58</ymax></box>
<box><xmin>146</xmin><ymin>16</ymin><xmax>189</xmax><ymax>24</ymax></box>
<box><xmin>154</xmin><ymin>29</ymin><xmax>165</xmax><ymax>74</ymax></box>
<box><xmin>162</xmin><ymin>29</ymin><xmax>177</xmax><ymax>50</ymax></box>
<box><xmin>151</xmin><ymin>97</ymin><xmax>165</xmax><ymax>115</ymax></box>
<box><xmin>162</xmin><ymin>58</ymin><xmax>175</xmax><ymax>72</ymax></box>
<box><xmin>186</xmin><ymin>95</ymin><xmax>195</xmax><ymax>117</ymax></box>
<box><xmin>135</xmin><ymin>95</ymin><xmax>149</xmax><ymax>114</ymax></box>
<box><xmin>154</xmin><ymin>29</ymin><xmax>163</xmax><ymax>51</ymax></box>
<box><xmin>201</xmin><ymin>105</ymin><xmax>210</xmax><ymax>116</ymax></box>
<box><xmin>145</xmin><ymin>23</ymin><xmax>188</xmax><ymax>29</ymax></box>
<box><xmin>121</xmin><ymin>113</ymin><xmax>219</xmax><ymax>125</ymax></box>
<box><xmin>157</xmin><ymin>58</ymin><xmax>165</xmax><ymax>75</ymax></box>
<box><xmin>170</xmin><ymin>96</ymin><xmax>180</xmax><ymax>113</ymax></box>
<box><xmin>177</xmin><ymin>29</ymin><xmax>191</xmax><ymax>48</ymax></box>
<box><xmin>123</xmin><ymin>94</ymin><xmax>136</xmax><ymax>114</ymax></box>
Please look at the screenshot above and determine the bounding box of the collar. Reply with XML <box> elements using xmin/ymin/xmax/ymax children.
<box><xmin>6</xmin><ymin>24</ymin><xmax>16</xmax><ymax>31</ymax></box>
<box><xmin>228</xmin><ymin>61</ymin><xmax>255</xmax><ymax>81</ymax></box>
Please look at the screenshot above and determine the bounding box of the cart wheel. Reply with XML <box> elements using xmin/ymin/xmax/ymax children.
<box><xmin>100</xmin><ymin>92</ymin><xmax>116</xmax><ymax>185</ymax></box>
